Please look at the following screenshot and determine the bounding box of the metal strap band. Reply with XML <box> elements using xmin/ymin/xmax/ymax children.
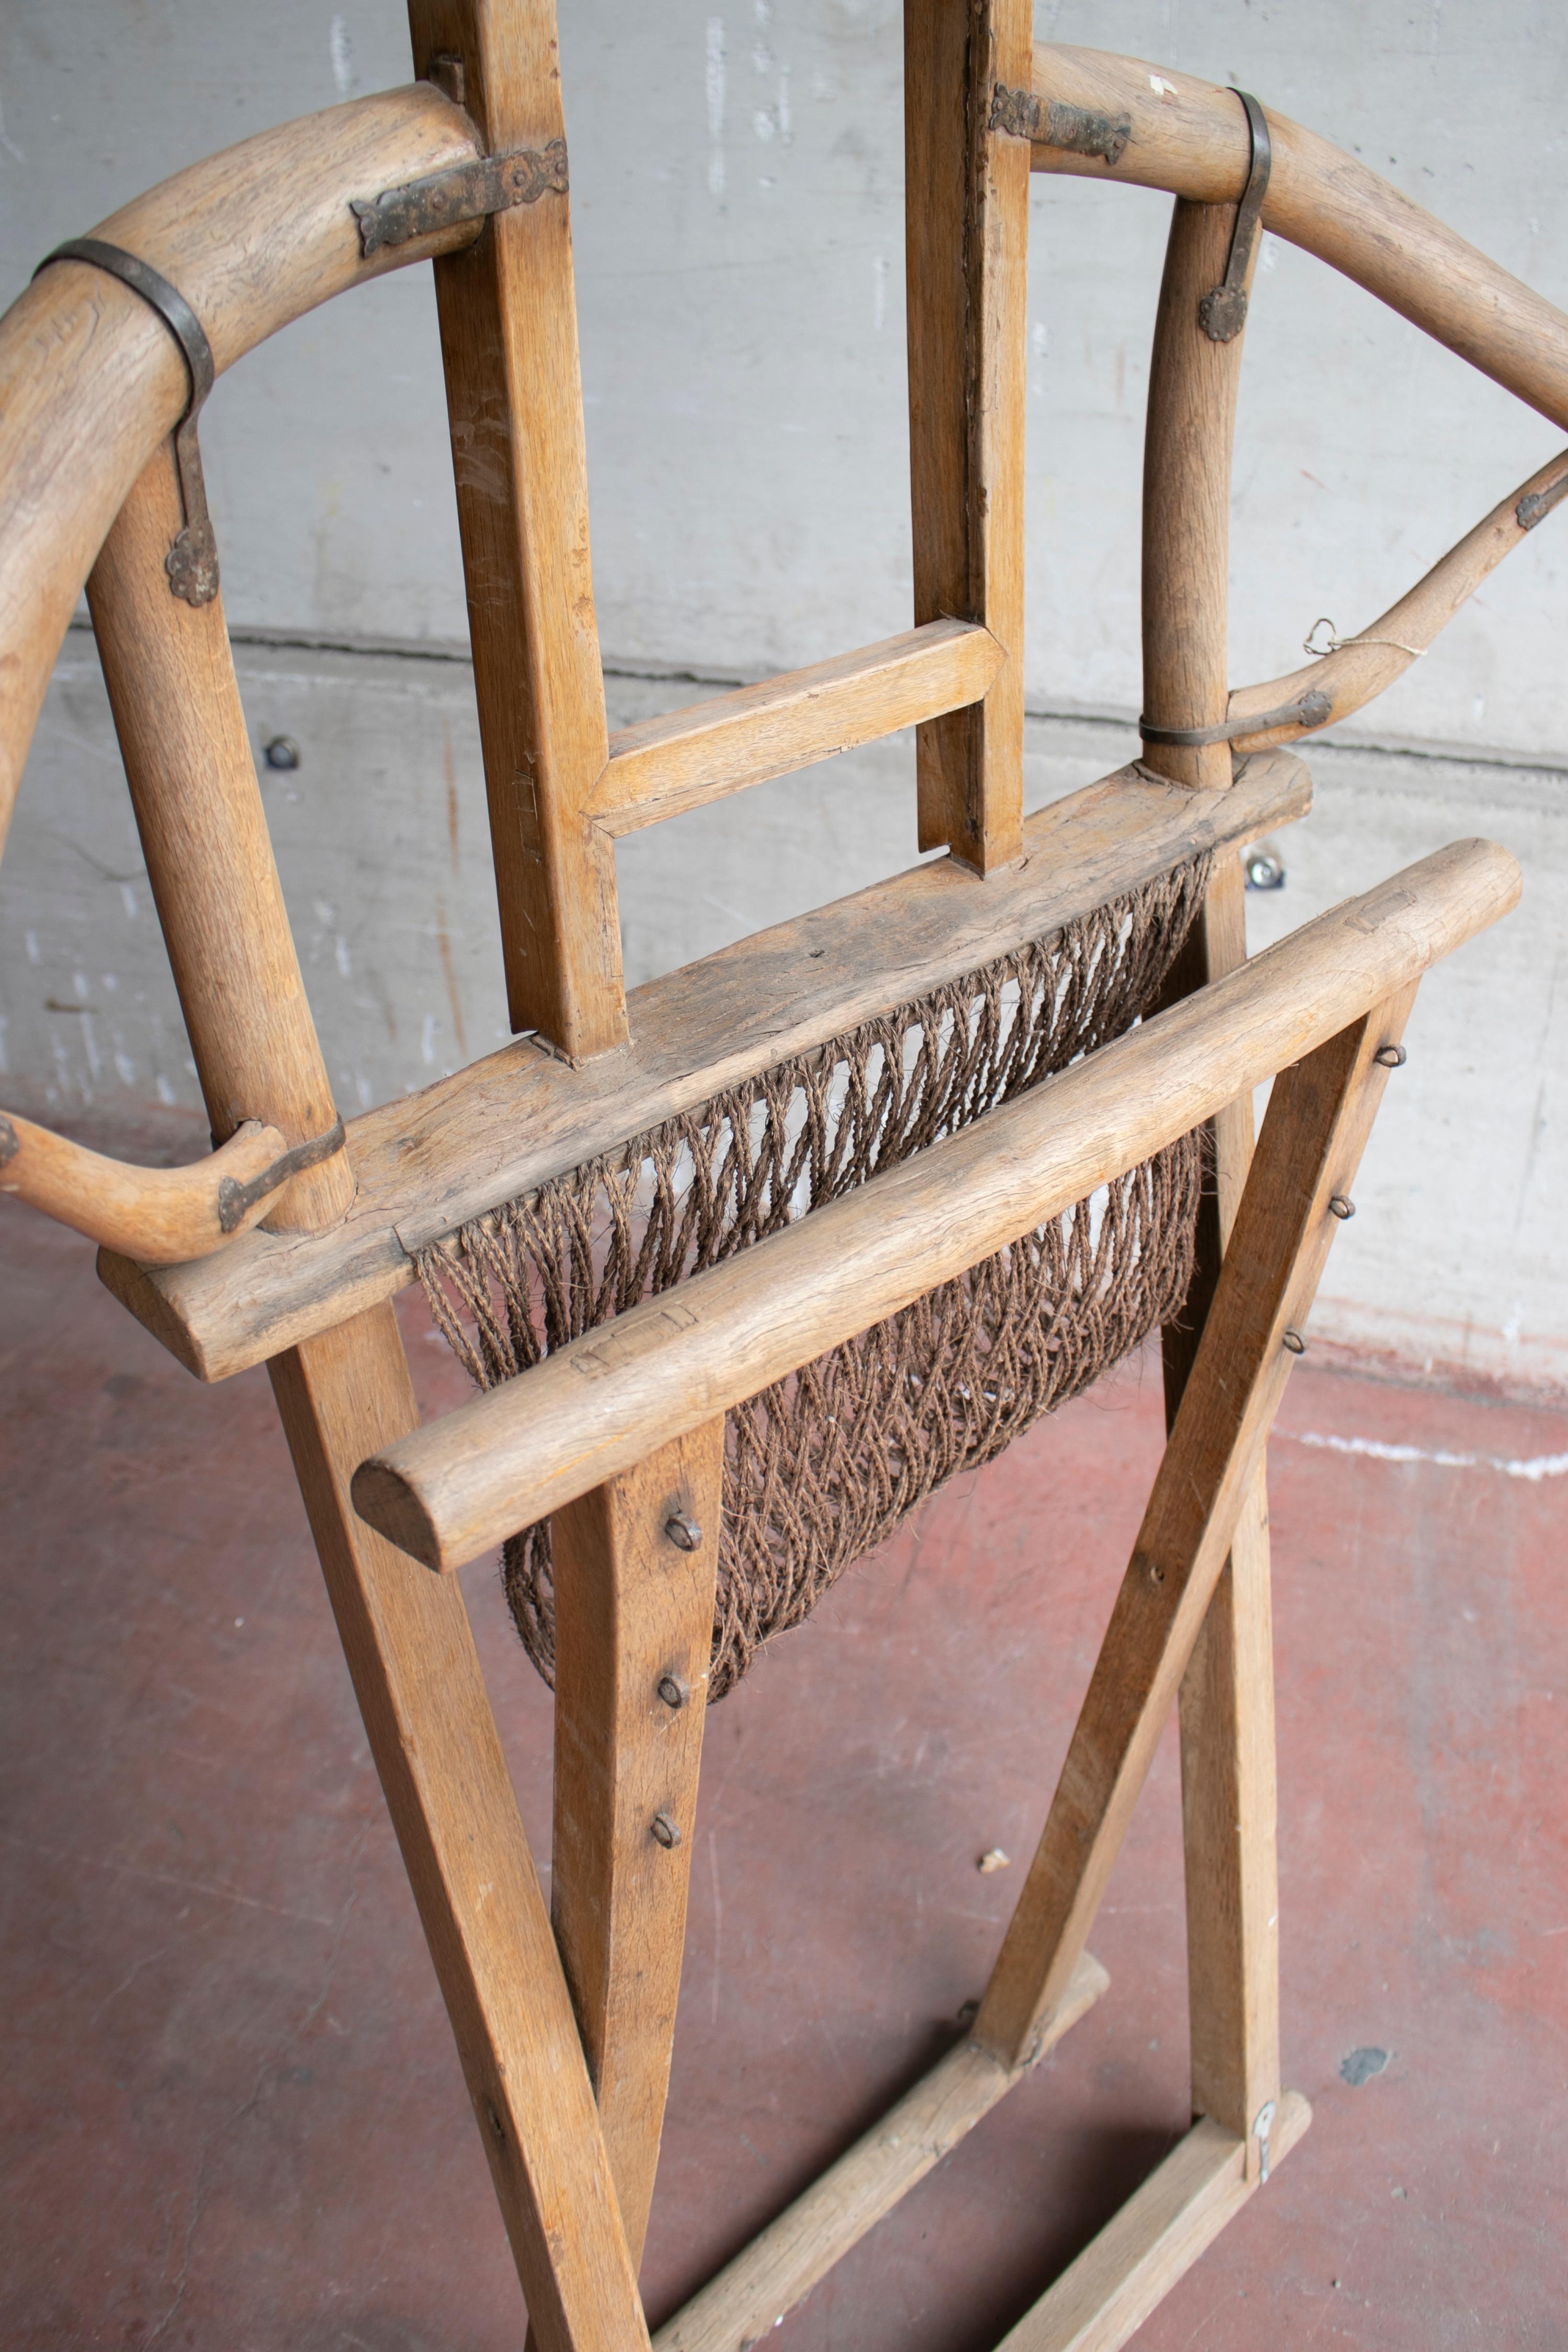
<box><xmin>1198</xmin><ymin>90</ymin><xmax>1272</xmax><ymax>343</ymax></box>
<box><xmin>215</xmin><ymin>1115</ymin><xmax>347</xmax><ymax>1234</ymax></box>
<box><xmin>1139</xmin><ymin>688</ymin><xmax>1331</xmax><ymax>747</ymax></box>
<box><xmin>34</xmin><ymin>236</ymin><xmax>220</xmax><ymax>605</ymax></box>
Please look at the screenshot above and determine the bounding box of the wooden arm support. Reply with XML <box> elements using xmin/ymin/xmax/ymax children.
<box><xmin>0</xmin><ymin>1110</ymin><xmax>308</xmax><ymax>1262</ymax></box>
<box><xmin>350</xmin><ymin>837</ymin><xmax>1519</xmax><ymax>1572</ymax></box>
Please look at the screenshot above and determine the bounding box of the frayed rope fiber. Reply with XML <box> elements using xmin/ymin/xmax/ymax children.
<box><xmin>418</xmin><ymin>855</ymin><xmax>1212</xmax><ymax>1700</ymax></box>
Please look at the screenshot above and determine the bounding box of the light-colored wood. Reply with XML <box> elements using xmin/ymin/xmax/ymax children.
<box><xmin>1156</xmin><ymin>859</ymin><xmax>1280</xmax><ymax>2153</ymax></box>
<box><xmin>551</xmin><ymin>1421</ymin><xmax>724</xmax><ymax>2270</ymax></box>
<box><xmin>0</xmin><ymin>82</ymin><xmax>486</xmax><ymax>853</ymax></box>
<box><xmin>0</xmin><ymin>1107</ymin><xmax>288</xmax><ymax>1262</ymax></box>
<box><xmin>269</xmin><ymin>1302</ymin><xmax>650</xmax><ymax>2352</ymax></box>
<box><xmin>1140</xmin><ymin>199</ymin><xmax>1252</xmax><ymax>789</ymax></box>
<box><xmin>87</xmin><ymin>444</ymin><xmax>354</xmax><ymax>1232</ymax></box>
<box><xmin>411</xmin><ymin>0</ymin><xmax>626</xmax><ymax>1060</ymax></box>
<box><xmin>350</xmin><ymin>842</ymin><xmax>1517</xmax><ymax>1571</ymax></box>
<box><xmin>1227</xmin><ymin>444</ymin><xmax>1568</xmax><ymax>750</ymax></box>
<box><xmin>99</xmin><ymin>751</ymin><xmax>1311</xmax><ymax>1383</ymax></box>
<box><xmin>905</xmin><ymin>0</ymin><xmax>1030</xmax><ymax>873</ymax></box>
<box><xmin>592</xmin><ymin>621</ymin><xmax>1003</xmax><ymax>836</ymax></box>
<box><xmin>997</xmin><ymin>2092</ymin><xmax>1311</xmax><ymax>2352</ymax></box>
<box><xmin>1027</xmin><ymin>47</ymin><xmax>1568</xmax><ymax>437</ymax></box>
<box><xmin>654</xmin><ymin>1952</ymin><xmax>1110</xmax><ymax>2352</ymax></box>
<box><xmin>974</xmin><ymin>990</ymin><xmax>1417</xmax><ymax>2069</ymax></box>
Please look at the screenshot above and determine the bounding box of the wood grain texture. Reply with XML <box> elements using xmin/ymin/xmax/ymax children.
<box><xmin>592</xmin><ymin>621</ymin><xmax>1002</xmax><ymax>836</ymax></box>
<box><xmin>87</xmin><ymin>445</ymin><xmax>354</xmax><ymax>1232</ymax></box>
<box><xmin>410</xmin><ymin>0</ymin><xmax>625</xmax><ymax>1059</ymax></box>
<box><xmin>905</xmin><ymin>0</ymin><xmax>1030</xmax><ymax>872</ymax></box>
<box><xmin>1028</xmin><ymin>47</ymin><xmax>1568</xmax><ymax>434</ymax></box>
<box><xmin>1140</xmin><ymin>199</ymin><xmax>1252</xmax><ymax>789</ymax></box>
<box><xmin>269</xmin><ymin>1302</ymin><xmax>650</xmax><ymax>2352</ymax></box>
<box><xmin>1157</xmin><ymin>859</ymin><xmax>1279</xmax><ymax>2153</ymax></box>
<box><xmin>974</xmin><ymin>990</ymin><xmax>1419</xmax><ymax>2069</ymax></box>
<box><xmin>100</xmin><ymin>752</ymin><xmax>1312</xmax><ymax>1383</ymax></box>
<box><xmin>0</xmin><ymin>1109</ymin><xmax>287</xmax><ymax>1261</ymax></box>
<box><xmin>551</xmin><ymin>1422</ymin><xmax>724</xmax><ymax>2272</ymax></box>
<box><xmin>997</xmin><ymin>2093</ymin><xmax>1311</xmax><ymax>2352</ymax></box>
<box><xmin>351</xmin><ymin>842</ymin><xmax>1517</xmax><ymax>1572</ymax></box>
<box><xmin>0</xmin><ymin>82</ymin><xmax>485</xmax><ymax>855</ymax></box>
<box><xmin>1227</xmin><ymin>445</ymin><xmax>1568</xmax><ymax>750</ymax></box>
<box><xmin>653</xmin><ymin>1952</ymin><xmax>1109</xmax><ymax>2352</ymax></box>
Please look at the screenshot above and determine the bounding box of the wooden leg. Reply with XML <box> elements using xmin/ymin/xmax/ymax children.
<box><xmin>974</xmin><ymin>986</ymin><xmax>1419</xmax><ymax>2069</ymax></box>
<box><xmin>270</xmin><ymin>1301</ymin><xmax>649</xmax><ymax>2352</ymax></box>
<box><xmin>1159</xmin><ymin>858</ymin><xmax>1281</xmax><ymax>2157</ymax></box>
<box><xmin>550</xmin><ymin>1422</ymin><xmax>724</xmax><ymax>2270</ymax></box>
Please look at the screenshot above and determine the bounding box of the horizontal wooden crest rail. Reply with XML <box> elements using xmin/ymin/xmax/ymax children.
<box><xmin>97</xmin><ymin>748</ymin><xmax>1309</xmax><ymax>1383</ymax></box>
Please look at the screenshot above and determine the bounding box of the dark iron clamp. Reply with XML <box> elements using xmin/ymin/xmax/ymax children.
<box><xmin>1200</xmin><ymin>90</ymin><xmax>1272</xmax><ymax>343</ymax></box>
<box><xmin>1139</xmin><ymin>688</ymin><xmax>1331</xmax><ymax>747</ymax></box>
<box><xmin>33</xmin><ymin>237</ymin><xmax>220</xmax><ymax>606</ymax></box>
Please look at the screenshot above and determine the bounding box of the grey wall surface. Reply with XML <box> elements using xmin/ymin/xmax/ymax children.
<box><xmin>2</xmin><ymin>2</ymin><xmax>1565</xmax><ymax>1398</ymax></box>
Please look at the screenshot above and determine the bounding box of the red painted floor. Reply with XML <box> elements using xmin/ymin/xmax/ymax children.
<box><xmin>2</xmin><ymin>1197</ymin><xmax>1565</xmax><ymax>2350</ymax></box>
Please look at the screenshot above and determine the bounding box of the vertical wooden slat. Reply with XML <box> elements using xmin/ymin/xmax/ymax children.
<box><xmin>904</xmin><ymin>0</ymin><xmax>1029</xmax><ymax>873</ymax></box>
<box><xmin>272</xmin><ymin>1305</ymin><xmax>651</xmax><ymax>2352</ymax></box>
<box><xmin>974</xmin><ymin>992</ymin><xmax>1417</xmax><ymax>2069</ymax></box>
<box><xmin>550</xmin><ymin>1422</ymin><xmax>724</xmax><ymax>2271</ymax></box>
<box><xmin>409</xmin><ymin>0</ymin><xmax>627</xmax><ymax>1060</ymax></box>
<box><xmin>86</xmin><ymin>442</ymin><xmax>353</xmax><ymax>1234</ymax></box>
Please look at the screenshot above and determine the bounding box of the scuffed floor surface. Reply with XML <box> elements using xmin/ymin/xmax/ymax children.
<box><xmin>2</xmin><ymin>1201</ymin><xmax>1564</xmax><ymax>2350</ymax></box>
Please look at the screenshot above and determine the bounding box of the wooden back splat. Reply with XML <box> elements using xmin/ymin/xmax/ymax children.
<box><xmin>905</xmin><ymin>0</ymin><xmax>1030</xmax><ymax>870</ymax></box>
<box><xmin>412</xmin><ymin>0</ymin><xmax>626</xmax><ymax>1059</ymax></box>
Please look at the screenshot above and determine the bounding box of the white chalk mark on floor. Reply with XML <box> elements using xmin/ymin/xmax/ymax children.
<box><xmin>1277</xmin><ymin>1428</ymin><xmax>1568</xmax><ymax>1482</ymax></box>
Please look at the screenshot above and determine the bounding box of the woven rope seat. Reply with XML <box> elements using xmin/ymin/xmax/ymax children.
<box><xmin>0</xmin><ymin>7</ymin><xmax>1538</xmax><ymax>2345</ymax></box>
<box><xmin>419</xmin><ymin>858</ymin><xmax>1210</xmax><ymax>1696</ymax></box>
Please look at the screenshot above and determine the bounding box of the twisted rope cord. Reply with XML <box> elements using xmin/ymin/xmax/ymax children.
<box><xmin>419</xmin><ymin>855</ymin><xmax>1212</xmax><ymax>1698</ymax></box>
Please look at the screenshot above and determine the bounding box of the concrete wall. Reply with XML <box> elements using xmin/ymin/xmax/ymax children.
<box><xmin>2</xmin><ymin>2</ymin><xmax>1565</xmax><ymax>1397</ymax></box>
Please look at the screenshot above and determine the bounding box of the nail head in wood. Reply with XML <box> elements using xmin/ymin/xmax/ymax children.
<box><xmin>1374</xmin><ymin>1042</ymin><xmax>1408</xmax><ymax>1067</ymax></box>
<box><xmin>656</xmin><ymin>1674</ymin><xmax>689</xmax><ymax>1711</ymax></box>
<box><xmin>1282</xmin><ymin>1328</ymin><xmax>1307</xmax><ymax>1355</ymax></box>
<box><xmin>1329</xmin><ymin>1193</ymin><xmax>1356</xmax><ymax>1219</ymax></box>
<box><xmin>650</xmin><ymin>1811</ymin><xmax>681</xmax><ymax>1849</ymax></box>
<box><xmin>664</xmin><ymin>1511</ymin><xmax>702</xmax><ymax>1552</ymax></box>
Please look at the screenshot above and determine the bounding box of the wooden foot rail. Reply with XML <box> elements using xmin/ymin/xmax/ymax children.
<box><xmin>0</xmin><ymin>18</ymin><xmax>1544</xmax><ymax>2347</ymax></box>
<box><xmin>351</xmin><ymin>839</ymin><xmax>1518</xmax><ymax>1572</ymax></box>
<box><xmin>995</xmin><ymin>2094</ymin><xmax>1312</xmax><ymax>2352</ymax></box>
<box><xmin>653</xmin><ymin>1951</ymin><xmax>1110</xmax><ymax>2352</ymax></box>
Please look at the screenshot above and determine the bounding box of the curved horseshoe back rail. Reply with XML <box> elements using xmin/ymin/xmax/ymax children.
<box><xmin>1024</xmin><ymin>45</ymin><xmax>1568</xmax><ymax>753</ymax></box>
<box><xmin>0</xmin><ymin>49</ymin><xmax>1559</xmax><ymax>1264</ymax></box>
<box><xmin>0</xmin><ymin>81</ymin><xmax>484</xmax><ymax>852</ymax></box>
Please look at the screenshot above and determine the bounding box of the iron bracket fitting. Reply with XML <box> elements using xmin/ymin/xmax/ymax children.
<box><xmin>990</xmin><ymin>85</ymin><xmax>1130</xmax><ymax>168</ymax></box>
<box><xmin>34</xmin><ymin>237</ymin><xmax>220</xmax><ymax>605</ymax></box>
<box><xmin>1139</xmin><ymin>687</ymin><xmax>1330</xmax><ymax>748</ymax></box>
<box><xmin>352</xmin><ymin>139</ymin><xmax>569</xmax><ymax>257</ymax></box>
<box><xmin>215</xmin><ymin>1114</ymin><xmax>346</xmax><ymax>1234</ymax></box>
<box><xmin>1200</xmin><ymin>90</ymin><xmax>1272</xmax><ymax>343</ymax></box>
<box><xmin>1517</xmin><ymin>471</ymin><xmax>1568</xmax><ymax>531</ymax></box>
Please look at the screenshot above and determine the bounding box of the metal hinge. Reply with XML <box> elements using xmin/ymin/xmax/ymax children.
<box><xmin>990</xmin><ymin>85</ymin><xmax>1131</xmax><ymax>169</ymax></box>
<box><xmin>352</xmin><ymin>137</ymin><xmax>568</xmax><ymax>258</ymax></box>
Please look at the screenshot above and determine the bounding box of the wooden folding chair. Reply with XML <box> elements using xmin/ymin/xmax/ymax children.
<box><xmin>1</xmin><ymin>7</ymin><xmax>1548</xmax><ymax>2344</ymax></box>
